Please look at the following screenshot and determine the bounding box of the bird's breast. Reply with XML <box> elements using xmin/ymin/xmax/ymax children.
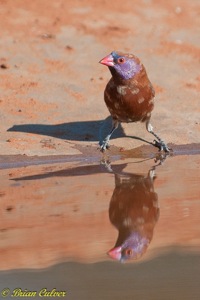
<box><xmin>104</xmin><ymin>80</ymin><xmax>155</xmax><ymax>122</ymax></box>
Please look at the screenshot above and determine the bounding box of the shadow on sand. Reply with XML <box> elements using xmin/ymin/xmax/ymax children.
<box><xmin>7</xmin><ymin>116</ymin><xmax>125</xmax><ymax>143</ymax></box>
<box><xmin>7</xmin><ymin>116</ymin><xmax>156</xmax><ymax>147</ymax></box>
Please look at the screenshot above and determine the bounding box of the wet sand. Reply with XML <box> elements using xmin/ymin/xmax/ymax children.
<box><xmin>1</xmin><ymin>254</ymin><xmax>200</xmax><ymax>300</ymax></box>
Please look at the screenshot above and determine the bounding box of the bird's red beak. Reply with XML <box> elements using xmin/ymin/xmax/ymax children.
<box><xmin>99</xmin><ymin>54</ymin><xmax>114</xmax><ymax>67</ymax></box>
<box><xmin>107</xmin><ymin>246</ymin><xmax>122</xmax><ymax>261</ymax></box>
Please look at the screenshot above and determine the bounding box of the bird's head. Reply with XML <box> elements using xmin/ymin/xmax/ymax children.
<box><xmin>99</xmin><ymin>51</ymin><xmax>141</xmax><ymax>80</ymax></box>
<box><xmin>107</xmin><ymin>232</ymin><xmax>149</xmax><ymax>262</ymax></box>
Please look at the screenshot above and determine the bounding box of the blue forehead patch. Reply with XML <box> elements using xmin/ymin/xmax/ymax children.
<box><xmin>111</xmin><ymin>51</ymin><xmax>121</xmax><ymax>61</ymax></box>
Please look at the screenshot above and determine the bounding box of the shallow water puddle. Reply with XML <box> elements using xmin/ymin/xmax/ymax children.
<box><xmin>0</xmin><ymin>153</ymin><xmax>199</xmax><ymax>299</ymax></box>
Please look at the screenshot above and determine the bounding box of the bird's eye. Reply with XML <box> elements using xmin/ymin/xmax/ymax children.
<box><xmin>117</xmin><ymin>57</ymin><xmax>125</xmax><ymax>64</ymax></box>
<box><xmin>125</xmin><ymin>248</ymin><xmax>133</xmax><ymax>256</ymax></box>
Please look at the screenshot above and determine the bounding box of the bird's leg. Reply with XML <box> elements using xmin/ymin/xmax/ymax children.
<box><xmin>100</xmin><ymin>119</ymin><xmax>119</xmax><ymax>152</ymax></box>
<box><xmin>146</xmin><ymin>120</ymin><xmax>171</xmax><ymax>153</ymax></box>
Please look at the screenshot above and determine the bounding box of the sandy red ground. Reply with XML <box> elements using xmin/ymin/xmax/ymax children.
<box><xmin>0</xmin><ymin>0</ymin><xmax>199</xmax><ymax>156</ymax></box>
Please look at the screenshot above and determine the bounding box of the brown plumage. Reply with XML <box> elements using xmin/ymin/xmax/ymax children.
<box><xmin>99</xmin><ymin>51</ymin><xmax>170</xmax><ymax>152</ymax></box>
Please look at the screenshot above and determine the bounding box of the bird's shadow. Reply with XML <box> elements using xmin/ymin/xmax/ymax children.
<box><xmin>7</xmin><ymin>116</ymin><xmax>124</xmax><ymax>143</ymax></box>
<box><xmin>7</xmin><ymin>116</ymin><xmax>152</xmax><ymax>145</ymax></box>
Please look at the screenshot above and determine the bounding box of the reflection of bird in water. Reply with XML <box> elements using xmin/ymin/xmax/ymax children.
<box><xmin>108</xmin><ymin>167</ymin><xmax>159</xmax><ymax>262</ymax></box>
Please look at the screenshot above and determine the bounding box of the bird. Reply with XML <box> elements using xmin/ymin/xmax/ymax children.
<box><xmin>108</xmin><ymin>167</ymin><xmax>159</xmax><ymax>262</ymax></box>
<box><xmin>99</xmin><ymin>51</ymin><xmax>170</xmax><ymax>152</ymax></box>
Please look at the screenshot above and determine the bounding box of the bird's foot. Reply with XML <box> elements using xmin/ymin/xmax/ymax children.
<box><xmin>99</xmin><ymin>140</ymin><xmax>110</xmax><ymax>152</ymax></box>
<box><xmin>153</xmin><ymin>140</ymin><xmax>172</xmax><ymax>153</ymax></box>
<box><xmin>154</xmin><ymin>152</ymin><xmax>170</xmax><ymax>166</ymax></box>
<box><xmin>100</xmin><ymin>158</ymin><xmax>113</xmax><ymax>172</ymax></box>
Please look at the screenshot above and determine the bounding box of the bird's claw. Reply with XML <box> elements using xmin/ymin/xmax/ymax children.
<box><xmin>100</xmin><ymin>141</ymin><xmax>110</xmax><ymax>152</ymax></box>
<box><xmin>154</xmin><ymin>152</ymin><xmax>169</xmax><ymax>166</ymax></box>
<box><xmin>100</xmin><ymin>158</ymin><xmax>113</xmax><ymax>172</ymax></box>
<box><xmin>153</xmin><ymin>140</ymin><xmax>171</xmax><ymax>153</ymax></box>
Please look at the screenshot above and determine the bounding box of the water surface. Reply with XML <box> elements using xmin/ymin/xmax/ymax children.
<box><xmin>0</xmin><ymin>151</ymin><xmax>200</xmax><ymax>299</ymax></box>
